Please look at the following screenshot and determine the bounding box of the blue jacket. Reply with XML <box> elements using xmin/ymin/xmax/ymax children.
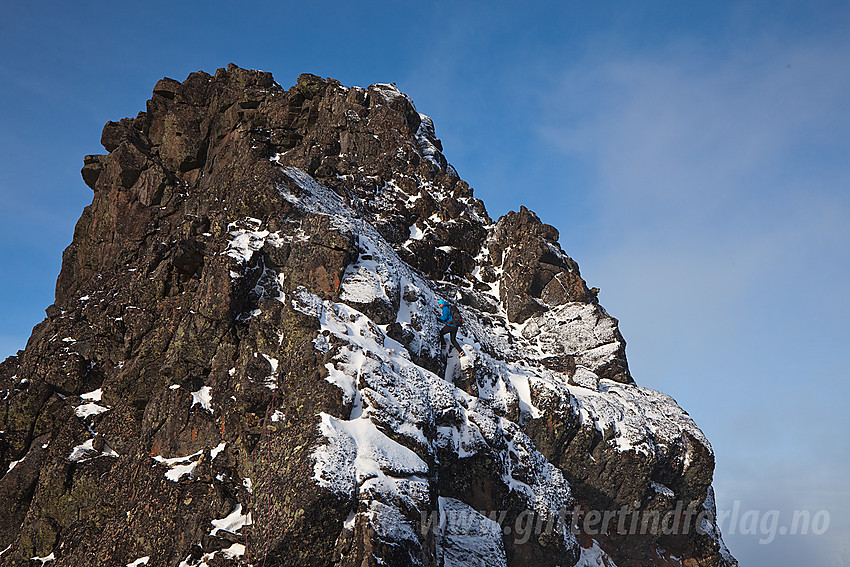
<box><xmin>438</xmin><ymin>304</ymin><xmax>453</xmax><ymax>325</ymax></box>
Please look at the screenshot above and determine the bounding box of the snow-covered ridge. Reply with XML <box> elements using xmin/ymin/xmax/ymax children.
<box><xmin>518</xmin><ymin>302</ymin><xmax>624</xmax><ymax>377</ymax></box>
<box><xmin>275</xmin><ymin>166</ymin><xmax>581</xmax><ymax>561</ymax></box>
<box><xmin>414</xmin><ymin>113</ymin><xmax>443</xmax><ymax>169</ymax></box>
<box><xmin>292</xmin><ymin>286</ymin><xmax>576</xmax><ymax>563</ymax></box>
<box><xmin>255</xmin><ymin>166</ymin><xmax>727</xmax><ymax>563</ymax></box>
<box><xmin>567</xmin><ymin>379</ymin><xmax>711</xmax><ymax>457</ymax></box>
<box><xmin>277</xmin><ymin>166</ymin><xmax>712</xmax><ymax>455</ymax></box>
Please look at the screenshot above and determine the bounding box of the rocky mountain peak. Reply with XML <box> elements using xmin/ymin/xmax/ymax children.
<box><xmin>0</xmin><ymin>65</ymin><xmax>735</xmax><ymax>567</ymax></box>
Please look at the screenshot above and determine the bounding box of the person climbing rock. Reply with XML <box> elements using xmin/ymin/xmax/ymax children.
<box><xmin>437</xmin><ymin>298</ymin><xmax>465</xmax><ymax>357</ymax></box>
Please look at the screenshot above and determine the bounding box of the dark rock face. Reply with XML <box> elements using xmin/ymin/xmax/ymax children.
<box><xmin>0</xmin><ymin>65</ymin><xmax>735</xmax><ymax>567</ymax></box>
<box><xmin>489</xmin><ymin>206</ymin><xmax>589</xmax><ymax>322</ymax></box>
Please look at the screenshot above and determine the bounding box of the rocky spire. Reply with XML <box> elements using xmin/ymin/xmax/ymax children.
<box><xmin>0</xmin><ymin>65</ymin><xmax>735</xmax><ymax>567</ymax></box>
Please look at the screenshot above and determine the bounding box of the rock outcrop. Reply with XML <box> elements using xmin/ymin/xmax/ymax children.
<box><xmin>0</xmin><ymin>65</ymin><xmax>735</xmax><ymax>567</ymax></box>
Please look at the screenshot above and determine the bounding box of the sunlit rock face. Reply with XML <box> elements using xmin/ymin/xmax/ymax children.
<box><xmin>0</xmin><ymin>65</ymin><xmax>735</xmax><ymax>567</ymax></box>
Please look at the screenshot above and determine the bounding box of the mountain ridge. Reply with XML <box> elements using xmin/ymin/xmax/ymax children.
<box><xmin>0</xmin><ymin>64</ymin><xmax>735</xmax><ymax>567</ymax></box>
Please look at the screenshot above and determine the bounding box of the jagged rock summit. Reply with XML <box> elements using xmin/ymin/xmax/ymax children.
<box><xmin>0</xmin><ymin>65</ymin><xmax>736</xmax><ymax>567</ymax></box>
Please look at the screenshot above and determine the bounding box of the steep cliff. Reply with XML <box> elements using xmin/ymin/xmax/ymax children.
<box><xmin>0</xmin><ymin>65</ymin><xmax>735</xmax><ymax>567</ymax></box>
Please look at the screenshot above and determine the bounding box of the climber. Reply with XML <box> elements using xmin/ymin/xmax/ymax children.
<box><xmin>437</xmin><ymin>298</ymin><xmax>465</xmax><ymax>357</ymax></box>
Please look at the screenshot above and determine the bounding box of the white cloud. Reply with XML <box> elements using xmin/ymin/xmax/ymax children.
<box><xmin>539</xmin><ymin>33</ymin><xmax>850</xmax><ymax>230</ymax></box>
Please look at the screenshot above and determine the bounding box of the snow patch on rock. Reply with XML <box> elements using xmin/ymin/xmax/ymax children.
<box><xmin>436</xmin><ymin>496</ymin><xmax>507</xmax><ymax>567</ymax></box>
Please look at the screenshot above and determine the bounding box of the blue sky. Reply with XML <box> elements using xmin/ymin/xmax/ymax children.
<box><xmin>1</xmin><ymin>1</ymin><xmax>848</xmax><ymax>565</ymax></box>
